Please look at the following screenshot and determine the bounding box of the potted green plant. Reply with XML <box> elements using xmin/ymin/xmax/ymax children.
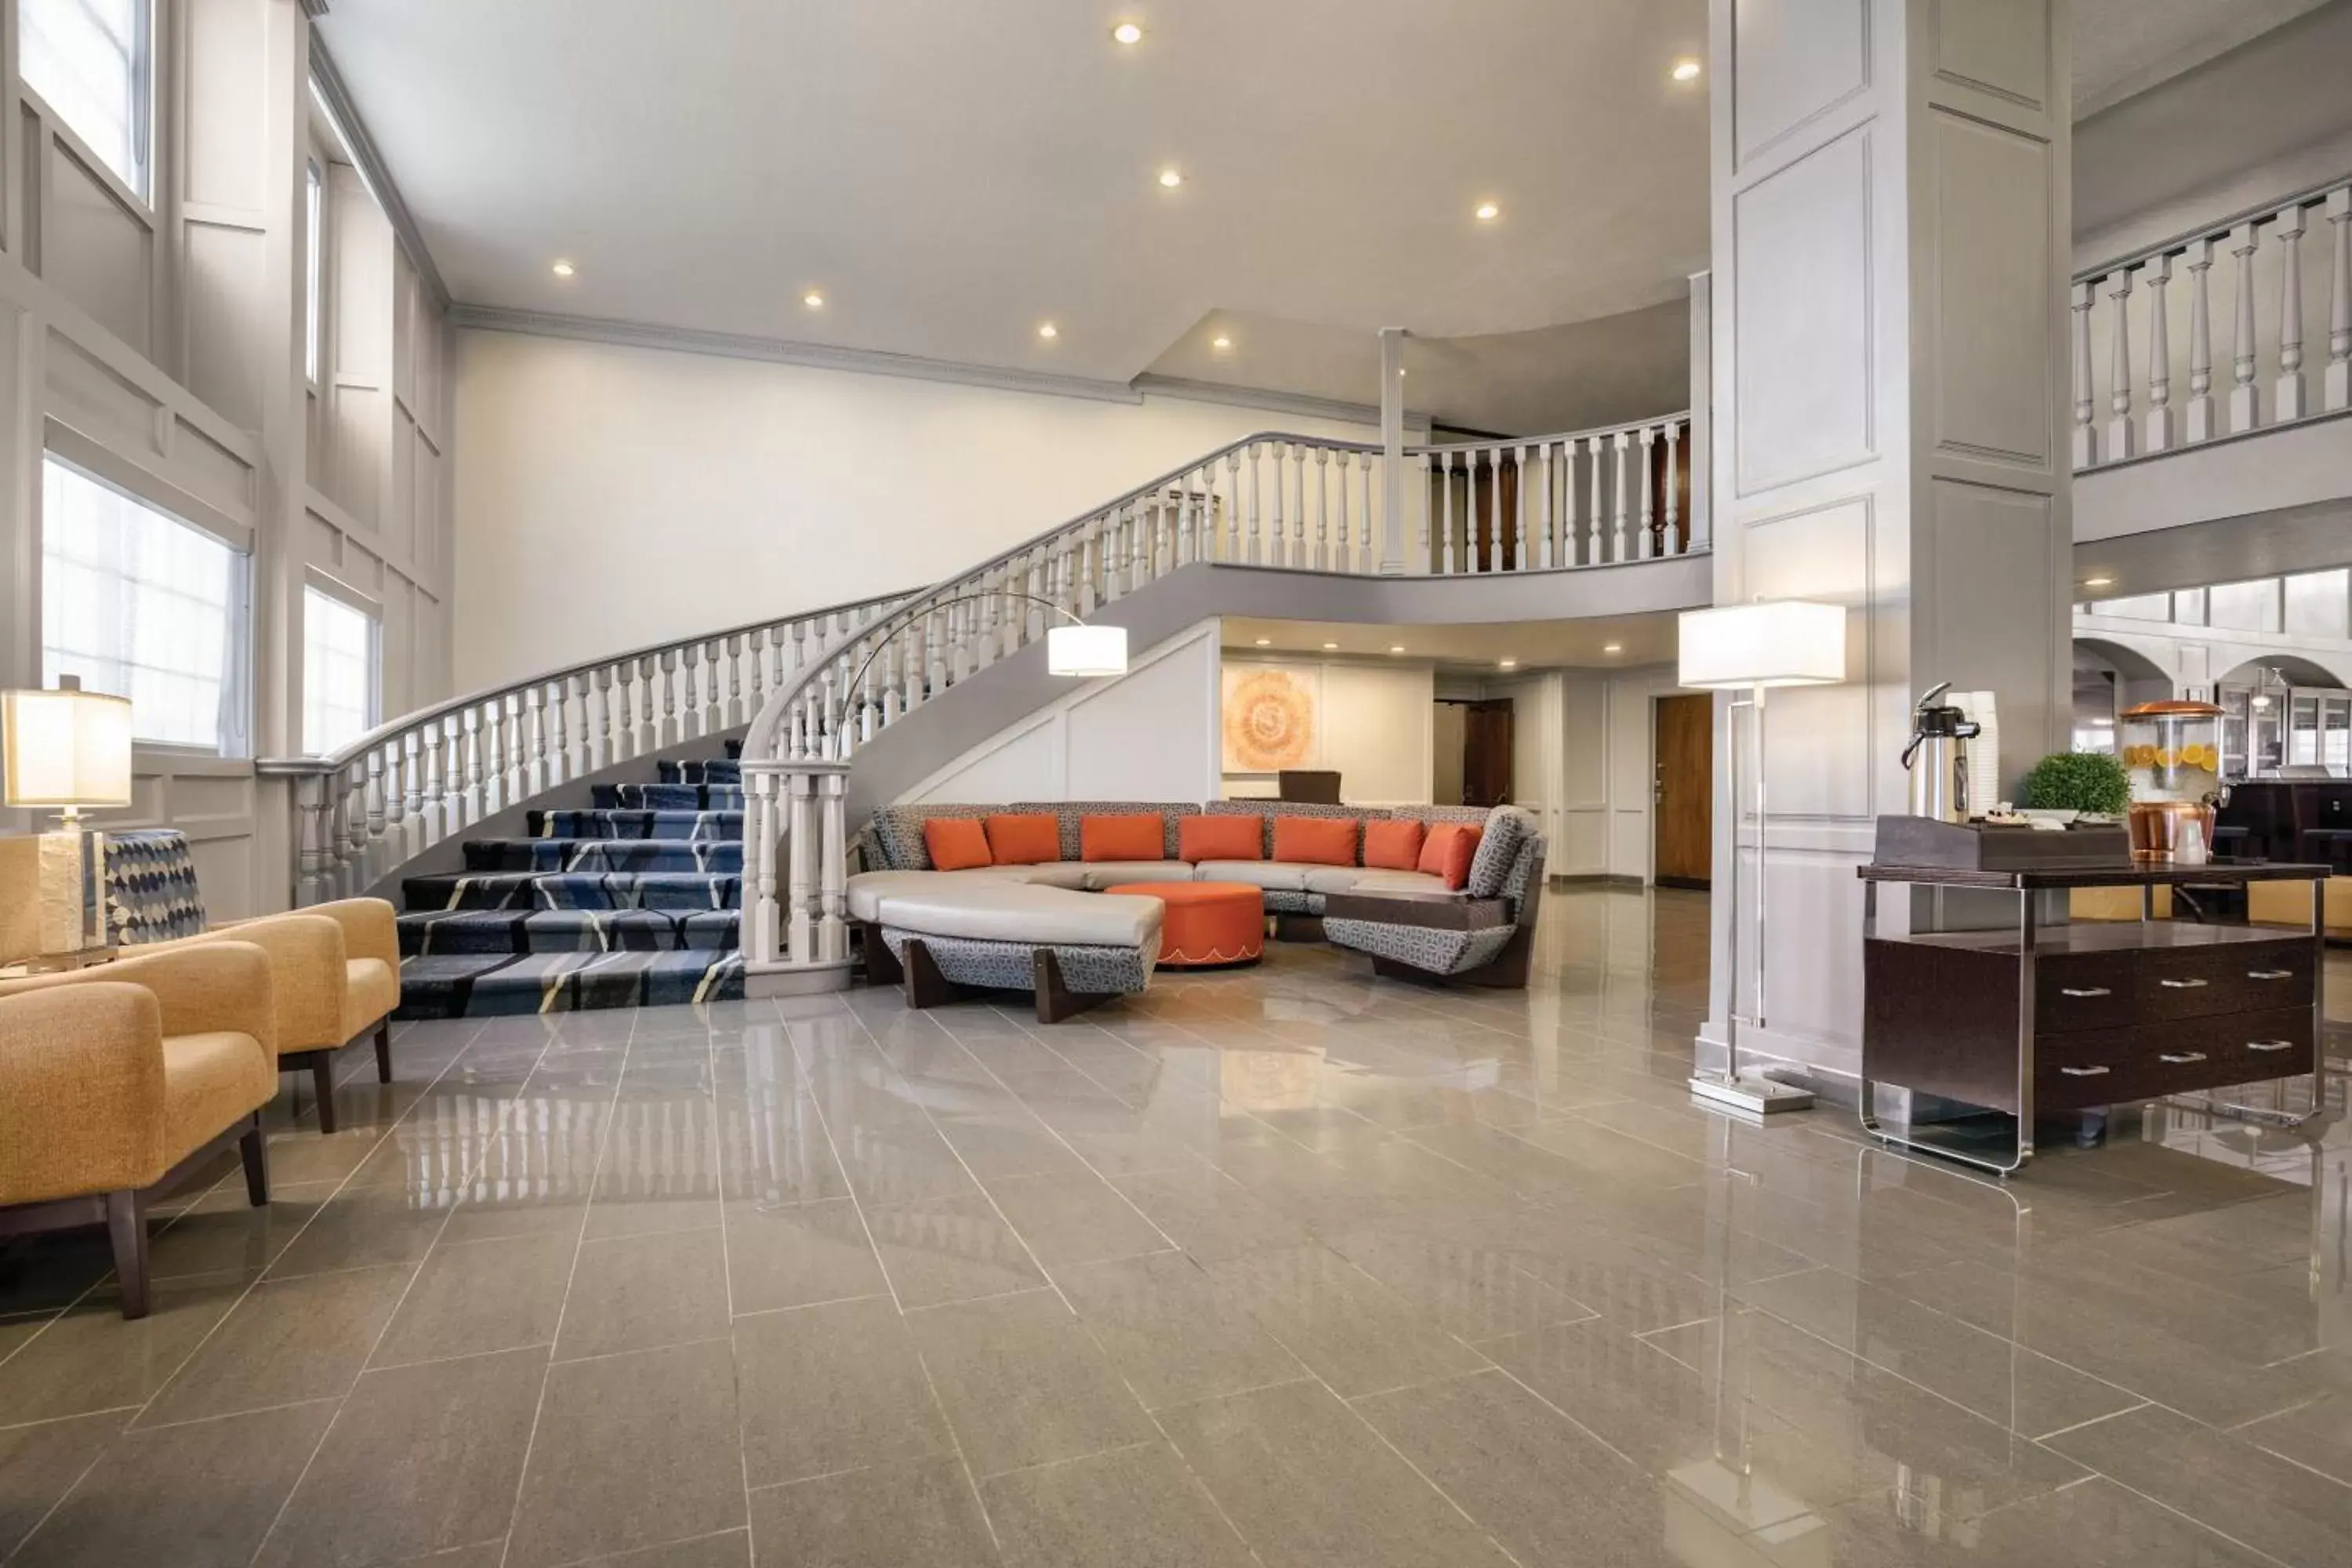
<box><xmin>2018</xmin><ymin>750</ymin><xmax>2131</xmax><ymax>821</ymax></box>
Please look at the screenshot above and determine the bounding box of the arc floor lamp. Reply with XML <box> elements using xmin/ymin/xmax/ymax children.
<box><xmin>1676</xmin><ymin>600</ymin><xmax>1848</xmax><ymax>1117</ymax></box>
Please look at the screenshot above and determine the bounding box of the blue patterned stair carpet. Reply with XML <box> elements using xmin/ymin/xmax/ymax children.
<box><xmin>394</xmin><ymin>741</ymin><xmax>750</xmax><ymax>1018</ymax></box>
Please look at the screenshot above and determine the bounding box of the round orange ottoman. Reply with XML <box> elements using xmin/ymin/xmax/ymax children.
<box><xmin>1102</xmin><ymin>882</ymin><xmax>1265</xmax><ymax>967</ymax></box>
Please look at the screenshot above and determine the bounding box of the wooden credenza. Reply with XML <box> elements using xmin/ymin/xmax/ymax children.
<box><xmin>1857</xmin><ymin>862</ymin><xmax>2328</xmax><ymax>1174</ymax></box>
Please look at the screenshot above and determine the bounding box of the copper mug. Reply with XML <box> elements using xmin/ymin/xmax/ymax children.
<box><xmin>2129</xmin><ymin>800</ymin><xmax>2216</xmax><ymax>864</ymax></box>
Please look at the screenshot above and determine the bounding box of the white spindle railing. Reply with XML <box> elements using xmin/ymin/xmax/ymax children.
<box><xmin>1406</xmin><ymin>413</ymin><xmax>1697</xmax><ymax>572</ymax></box>
<box><xmin>2073</xmin><ymin>175</ymin><xmax>2352</xmax><ymax>470</ymax></box>
<box><xmin>257</xmin><ymin>590</ymin><xmax>913</xmax><ymax>906</ymax></box>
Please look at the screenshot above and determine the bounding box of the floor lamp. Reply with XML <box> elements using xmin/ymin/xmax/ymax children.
<box><xmin>1677</xmin><ymin>601</ymin><xmax>1848</xmax><ymax>1117</ymax></box>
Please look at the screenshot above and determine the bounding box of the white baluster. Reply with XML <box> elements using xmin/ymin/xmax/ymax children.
<box><xmin>1438</xmin><ymin>451</ymin><xmax>1456</xmax><ymax>575</ymax></box>
<box><xmin>400</xmin><ymin>732</ymin><xmax>423</xmax><ymax>852</ymax></box>
<box><xmin>362</xmin><ymin>750</ymin><xmax>387</xmax><ymax>878</ymax></box>
<box><xmin>1611</xmin><ymin>431</ymin><xmax>1632</xmax><ymax>561</ymax></box>
<box><xmin>1314</xmin><ymin>447</ymin><xmax>1331</xmax><ymax>571</ymax></box>
<box><xmin>1245</xmin><ymin>443</ymin><xmax>1264</xmax><ymax>564</ymax></box>
<box><xmin>1484</xmin><ymin>446</ymin><xmax>1502</xmax><ymax>572</ymax></box>
<box><xmin>1269</xmin><ymin>444</ymin><xmax>1288</xmax><ymax>568</ymax></box>
<box><xmin>1290</xmin><ymin>444</ymin><xmax>1308</xmax><ymax>568</ymax></box>
<box><xmin>725</xmin><ymin>633</ymin><xmax>746</xmax><ymax>726</ymax></box>
<box><xmin>1661</xmin><ymin>426</ymin><xmax>1682</xmax><ymax>555</ymax></box>
<box><xmin>1639</xmin><ymin>426</ymin><xmax>1658</xmax><ymax>558</ymax></box>
<box><xmin>591</xmin><ymin>667</ymin><xmax>615</xmax><ymax>771</ymax></box>
<box><xmin>2071</xmin><ymin>279</ymin><xmax>2099</xmax><ymax>468</ymax></box>
<box><xmin>421</xmin><ymin>721</ymin><xmax>446</xmax><ymax>839</ymax></box>
<box><xmin>2186</xmin><ymin>238</ymin><xmax>2217</xmax><ymax>442</ymax></box>
<box><xmin>1356</xmin><ymin>452</ymin><xmax>1374</xmax><ymax>574</ymax></box>
<box><xmin>1585</xmin><ymin>436</ymin><xmax>1602</xmax><ymax>562</ymax></box>
<box><xmin>785</xmin><ymin>771</ymin><xmax>812</xmax><ymax>963</ymax></box>
<box><xmin>749</xmin><ymin>772</ymin><xmax>779</xmax><ymax>964</ymax></box>
<box><xmin>1415</xmin><ymin>453</ymin><xmax>1432</xmax><ymax>572</ymax></box>
<box><xmin>1535</xmin><ymin>441</ymin><xmax>1554</xmax><ymax>570</ymax></box>
<box><xmin>2328</xmin><ymin>187</ymin><xmax>2352</xmax><ymax>412</ymax></box>
<box><xmin>546</xmin><ymin>680</ymin><xmax>570</xmax><ymax>786</ymax></box>
<box><xmin>635</xmin><ymin>655</ymin><xmax>657</xmax><ymax>753</ymax></box>
<box><xmin>2106</xmin><ymin>267</ymin><xmax>2136</xmax><ymax>460</ymax></box>
<box><xmin>2276</xmin><ymin>202</ymin><xmax>2308</xmax><ymax>422</ymax></box>
<box><xmin>2230</xmin><ymin>221</ymin><xmax>2261</xmax><ymax>433</ymax></box>
<box><xmin>818</xmin><ymin>771</ymin><xmax>849</xmax><ymax>963</ymax></box>
<box><xmin>2143</xmin><ymin>254</ymin><xmax>2174</xmax><ymax>453</ymax></box>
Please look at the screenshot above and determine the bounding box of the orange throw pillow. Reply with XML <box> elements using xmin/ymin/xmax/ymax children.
<box><xmin>1273</xmin><ymin>815</ymin><xmax>1358</xmax><ymax>867</ymax></box>
<box><xmin>984</xmin><ymin>813</ymin><xmax>1062</xmax><ymax>866</ymax></box>
<box><xmin>1417</xmin><ymin>822</ymin><xmax>1483</xmax><ymax>890</ymax></box>
<box><xmin>1081</xmin><ymin>814</ymin><xmax>1166</xmax><ymax>862</ymax></box>
<box><xmin>1179</xmin><ymin>815</ymin><xmax>1263</xmax><ymax>862</ymax></box>
<box><xmin>1362</xmin><ymin>818</ymin><xmax>1426</xmax><ymax>871</ymax></box>
<box><xmin>924</xmin><ymin>817</ymin><xmax>993</xmax><ymax>871</ymax></box>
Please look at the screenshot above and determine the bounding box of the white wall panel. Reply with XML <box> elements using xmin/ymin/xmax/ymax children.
<box><xmin>45</xmin><ymin>147</ymin><xmax>153</xmax><ymax>355</ymax></box>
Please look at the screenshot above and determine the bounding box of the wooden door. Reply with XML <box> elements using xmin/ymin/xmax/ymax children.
<box><xmin>1462</xmin><ymin>700</ymin><xmax>1515</xmax><ymax>807</ymax></box>
<box><xmin>1653</xmin><ymin>693</ymin><xmax>1712</xmax><ymax>888</ymax></box>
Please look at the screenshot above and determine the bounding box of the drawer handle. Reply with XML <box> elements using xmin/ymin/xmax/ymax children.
<box><xmin>2158</xmin><ymin>978</ymin><xmax>2209</xmax><ymax>989</ymax></box>
<box><xmin>2059</xmin><ymin>1065</ymin><xmax>2111</xmax><ymax>1077</ymax></box>
<box><xmin>2060</xmin><ymin>986</ymin><xmax>2112</xmax><ymax>998</ymax></box>
<box><xmin>2247</xmin><ymin>969</ymin><xmax>2294</xmax><ymax>981</ymax></box>
<box><xmin>2158</xmin><ymin>1051</ymin><xmax>2208</xmax><ymax>1065</ymax></box>
<box><xmin>2247</xmin><ymin>1040</ymin><xmax>2296</xmax><ymax>1054</ymax></box>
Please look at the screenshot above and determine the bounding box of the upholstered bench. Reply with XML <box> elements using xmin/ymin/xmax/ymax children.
<box><xmin>858</xmin><ymin>880</ymin><xmax>1164</xmax><ymax>1022</ymax></box>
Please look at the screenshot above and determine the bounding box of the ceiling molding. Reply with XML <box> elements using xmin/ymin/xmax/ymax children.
<box><xmin>448</xmin><ymin>305</ymin><xmax>1151</xmax><ymax>405</ymax></box>
<box><xmin>307</xmin><ymin>32</ymin><xmax>450</xmax><ymax>314</ymax></box>
<box><xmin>1130</xmin><ymin>373</ymin><xmax>1389</xmax><ymax>430</ymax></box>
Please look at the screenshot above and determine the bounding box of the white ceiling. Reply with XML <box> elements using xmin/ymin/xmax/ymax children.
<box><xmin>1223</xmin><ymin>612</ymin><xmax>1678</xmax><ymax>673</ymax></box>
<box><xmin>318</xmin><ymin>0</ymin><xmax>2332</xmax><ymax>426</ymax></box>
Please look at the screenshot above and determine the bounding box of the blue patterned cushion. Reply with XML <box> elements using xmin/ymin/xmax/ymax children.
<box><xmin>103</xmin><ymin>829</ymin><xmax>208</xmax><ymax>946</ymax></box>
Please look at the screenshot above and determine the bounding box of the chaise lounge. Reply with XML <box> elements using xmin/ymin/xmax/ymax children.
<box><xmin>846</xmin><ymin>798</ymin><xmax>1545</xmax><ymax>1019</ymax></box>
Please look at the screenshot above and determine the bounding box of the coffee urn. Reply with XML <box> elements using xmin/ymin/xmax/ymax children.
<box><xmin>1902</xmin><ymin>682</ymin><xmax>1981</xmax><ymax>822</ymax></box>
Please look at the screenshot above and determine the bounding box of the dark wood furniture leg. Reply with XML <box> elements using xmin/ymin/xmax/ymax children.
<box><xmin>239</xmin><ymin>1112</ymin><xmax>270</xmax><ymax>1207</ymax></box>
<box><xmin>309</xmin><ymin>1053</ymin><xmax>338</xmax><ymax>1134</ymax></box>
<box><xmin>104</xmin><ymin>1191</ymin><xmax>147</xmax><ymax>1320</ymax></box>
<box><xmin>862</xmin><ymin>921</ymin><xmax>904</xmax><ymax>985</ymax></box>
<box><xmin>1272</xmin><ymin>913</ymin><xmax>1325</xmax><ymax>942</ymax></box>
<box><xmin>1033</xmin><ymin>949</ymin><xmax>1114</xmax><ymax>1024</ymax></box>
<box><xmin>902</xmin><ymin>940</ymin><xmax>973</xmax><ymax>1009</ymax></box>
<box><xmin>374</xmin><ymin>1021</ymin><xmax>393</xmax><ymax>1084</ymax></box>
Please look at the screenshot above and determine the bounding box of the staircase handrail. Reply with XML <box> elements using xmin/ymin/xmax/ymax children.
<box><xmin>1406</xmin><ymin>408</ymin><xmax>1689</xmax><ymax>456</ymax></box>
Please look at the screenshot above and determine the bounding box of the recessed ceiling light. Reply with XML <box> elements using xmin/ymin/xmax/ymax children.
<box><xmin>1112</xmin><ymin>21</ymin><xmax>1142</xmax><ymax>44</ymax></box>
<box><xmin>1475</xmin><ymin>201</ymin><xmax>1501</xmax><ymax>221</ymax></box>
<box><xmin>1038</xmin><ymin>322</ymin><xmax>1058</xmax><ymax>339</ymax></box>
<box><xmin>2084</xmin><ymin>575</ymin><xmax>2114</xmax><ymax>588</ymax></box>
<box><xmin>1212</xmin><ymin>334</ymin><xmax>1232</xmax><ymax>350</ymax></box>
<box><xmin>1254</xmin><ymin>637</ymin><xmax>1272</xmax><ymax>647</ymax></box>
<box><xmin>1388</xmin><ymin>645</ymin><xmax>1406</xmax><ymax>655</ymax></box>
<box><xmin>550</xmin><ymin>260</ymin><xmax>576</xmax><ymax>278</ymax></box>
<box><xmin>1498</xmin><ymin>658</ymin><xmax>1519</xmax><ymax>670</ymax></box>
<box><xmin>1322</xmin><ymin>642</ymin><xmax>1338</xmax><ymax>651</ymax></box>
<box><xmin>1397</xmin><ymin>368</ymin><xmax>1407</xmax><ymax>378</ymax></box>
<box><xmin>802</xmin><ymin>291</ymin><xmax>824</xmax><ymax>309</ymax></box>
<box><xmin>1602</xmin><ymin>643</ymin><xmax>1623</xmax><ymax>654</ymax></box>
<box><xmin>1671</xmin><ymin>58</ymin><xmax>1702</xmax><ymax>82</ymax></box>
<box><xmin>1158</xmin><ymin>168</ymin><xmax>1184</xmax><ymax>189</ymax></box>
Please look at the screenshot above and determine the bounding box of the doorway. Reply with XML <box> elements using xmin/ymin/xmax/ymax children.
<box><xmin>1653</xmin><ymin>693</ymin><xmax>1711</xmax><ymax>888</ymax></box>
<box><xmin>1432</xmin><ymin>698</ymin><xmax>1515</xmax><ymax>805</ymax></box>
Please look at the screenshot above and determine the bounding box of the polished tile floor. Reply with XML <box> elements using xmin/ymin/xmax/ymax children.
<box><xmin>0</xmin><ymin>887</ymin><xmax>2347</xmax><ymax>1566</ymax></box>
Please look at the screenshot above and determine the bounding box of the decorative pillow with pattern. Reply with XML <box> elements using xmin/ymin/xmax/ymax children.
<box><xmin>1468</xmin><ymin>807</ymin><xmax>1537</xmax><ymax>898</ymax></box>
<box><xmin>103</xmin><ymin>829</ymin><xmax>209</xmax><ymax>946</ymax></box>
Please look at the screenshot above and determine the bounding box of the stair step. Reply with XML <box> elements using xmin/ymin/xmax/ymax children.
<box><xmin>724</xmin><ymin>739</ymin><xmax>743</xmax><ymax>760</ymax></box>
<box><xmin>395</xmin><ymin>950</ymin><xmax>743</xmax><ymax>1019</ymax></box>
<box><xmin>398</xmin><ymin>909</ymin><xmax>739</xmax><ymax>956</ymax></box>
<box><xmin>527</xmin><ymin>809</ymin><xmax>743</xmax><ymax>840</ymax></box>
<box><xmin>462</xmin><ymin>839</ymin><xmax>745</xmax><ymax>873</ymax></box>
<box><xmin>659</xmin><ymin>759</ymin><xmax>742</xmax><ymax>785</ymax></box>
<box><xmin>592</xmin><ymin>783</ymin><xmax>745</xmax><ymax>811</ymax></box>
<box><xmin>403</xmin><ymin>871</ymin><xmax>742</xmax><ymax>911</ymax></box>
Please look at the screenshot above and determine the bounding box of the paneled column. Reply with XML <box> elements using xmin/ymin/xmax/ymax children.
<box><xmin>1698</xmin><ymin>0</ymin><xmax>2073</xmax><ymax>1094</ymax></box>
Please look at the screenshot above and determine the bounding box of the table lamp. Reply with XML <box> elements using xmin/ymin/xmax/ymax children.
<box><xmin>2</xmin><ymin>676</ymin><xmax>134</xmax><ymax>956</ymax></box>
<box><xmin>1676</xmin><ymin>601</ymin><xmax>1847</xmax><ymax>1117</ymax></box>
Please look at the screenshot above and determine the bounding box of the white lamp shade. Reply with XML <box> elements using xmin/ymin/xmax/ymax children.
<box><xmin>2</xmin><ymin>683</ymin><xmax>134</xmax><ymax>809</ymax></box>
<box><xmin>1047</xmin><ymin>623</ymin><xmax>1129</xmax><ymax>678</ymax></box>
<box><xmin>1678</xmin><ymin>601</ymin><xmax>1847</xmax><ymax>690</ymax></box>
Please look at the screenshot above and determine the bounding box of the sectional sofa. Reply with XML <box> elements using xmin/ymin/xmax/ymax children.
<box><xmin>846</xmin><ymin>799</ymin><xmax>1545</xmax><ymax>1020</ymax></box>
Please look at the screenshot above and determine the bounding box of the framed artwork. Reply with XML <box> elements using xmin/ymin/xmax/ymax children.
<box><xmin>1222</xmin><ymin>666</ymin><xmax>1317</xmax><ymax>771</ymax></box>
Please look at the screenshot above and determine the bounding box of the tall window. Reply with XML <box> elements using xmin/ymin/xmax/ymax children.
<box><xmin>304</xmin><ymin>159</ymin><xmax>325</xmax><ymax>383</ymax></box>
<box><xmin>42</xmin><ymin>456</ymin><xmax>247</xmax><ymax>752</ymax></box>
<box><xmin>17</xmin><ymin>0</ymin><xmax>151</xmax><ymax>198</ymax></box>
<box><xmin>303</xmin><ymin>588</ymin><xmax>378</xmax><ymax>755</ymax></box>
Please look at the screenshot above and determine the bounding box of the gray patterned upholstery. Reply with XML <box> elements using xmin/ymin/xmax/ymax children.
<box><xmin>1466</xmin><ymin>807</ymin><xmax>1538</xmax><ymax>898</ymax></box>
<box><xmin>869</xmin><ymin>803</ymin><xmax>996</xmax><ymax>869</ymax></box>
<box><xmin>878</xmin><ymin>928</ymin><xmax>1156</xmax><ymax>995</ymax></box>
<box><xmin>1389</xmin><ymin>804</ymin><xmax>1492</xmax><ymax>829</ymax></box>
<box><xmin>1202</xmin><ymin>798</ymin><xmax>1390</xmax><ymax>858</ymax></box>
<box><xmin>1322</xmin><ymin>920</ymin><xmax>1518</xmax><ymax>975</ymax></box>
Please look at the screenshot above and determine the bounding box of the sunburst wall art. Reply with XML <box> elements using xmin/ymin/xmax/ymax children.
<box><xmin>1222</xmin><ymin>667</ymin><xmax>1318</xmax><ymax>771</ymax></box>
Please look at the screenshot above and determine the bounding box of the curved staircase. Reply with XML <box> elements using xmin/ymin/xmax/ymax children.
<box><xmin>393</xmin><ymin>746</ymin><xmax>750</xmax><ymax>1017</ymax></box>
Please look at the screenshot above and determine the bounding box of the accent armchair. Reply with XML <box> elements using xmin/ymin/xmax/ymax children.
<box><xmin>0</xmin><ymin>831</ymin><xmax>402</xmax><ymax>1134</ymax></box>
<box><xmin>0</xmin><ymin>942</ymin><xmax>278</xmax><ymax>1318</ymax></box>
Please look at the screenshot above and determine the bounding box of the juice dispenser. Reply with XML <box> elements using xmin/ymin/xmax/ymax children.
<box><xmin>2119</xmin><ymin>699</ymin><xmax>2222</xmax><ymax>862</ymax></box>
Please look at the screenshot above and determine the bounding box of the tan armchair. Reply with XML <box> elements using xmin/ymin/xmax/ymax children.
<box><xmin>0</xmin><ymin>942</ymin><xmax>278</xmax><ymax>1319</ymax></box>
<box><xmin>0</xmin><ymin>833</ymin><xmax>402</xmax><ymax>1134</ymax></box>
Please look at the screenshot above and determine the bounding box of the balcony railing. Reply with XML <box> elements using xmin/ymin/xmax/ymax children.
<box><xmin>2073</xmin><ymin>176</ymin><xmax>2352</xmax><ymax>470</ymax></box>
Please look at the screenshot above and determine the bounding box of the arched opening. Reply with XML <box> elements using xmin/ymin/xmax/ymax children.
<box><xmin>2071</xmin><ymin>637</ymin><xmax>2172</xmax><ymax>753</ymax></box>
<box><xmin>2216</xmin><ymin>655</ymin><xmax>2352</xmax><ymax>776</ymax></box>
